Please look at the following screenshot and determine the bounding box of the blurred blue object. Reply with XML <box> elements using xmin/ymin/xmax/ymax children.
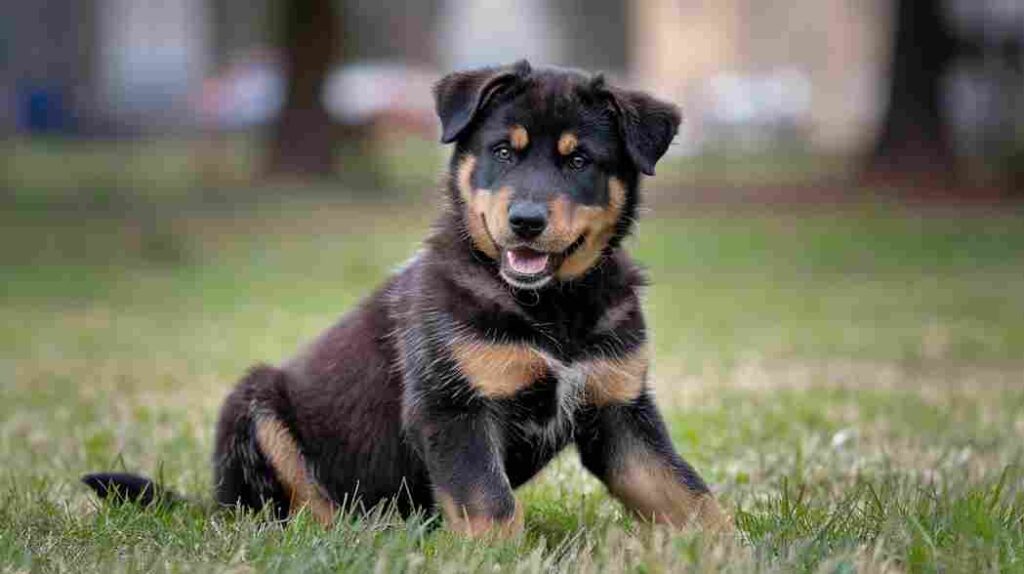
<box><xmin>18</xmin><ymin>85</ymin><xmax>70</xmax><ymax>134</ymax></box>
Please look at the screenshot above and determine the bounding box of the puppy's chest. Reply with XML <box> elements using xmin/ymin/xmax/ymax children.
<box><xmin>507</xmin><ymin>358</ymin><xmax>584</xmax><ymax>404</ymax></box>
<box><xmin>452</xmin><ymin>341</ymin><xmax>648</xmax><ymax>423</ymax></box>
<box><xmin>490</xmin><ymin>361</ymin><xmax>589</xmax><ymax>447</ymax></box>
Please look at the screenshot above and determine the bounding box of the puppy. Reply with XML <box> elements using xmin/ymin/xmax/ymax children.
<box><xmin>83</xmin><ymin>60</ymin><xmax>730</xmax><ymax>536</ymax></box>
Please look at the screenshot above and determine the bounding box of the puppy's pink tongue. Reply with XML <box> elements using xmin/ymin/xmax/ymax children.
<box><xmin>507</xmin><ymin>248</ymin><xmax>549</xmax><ymax>275</ymax></box>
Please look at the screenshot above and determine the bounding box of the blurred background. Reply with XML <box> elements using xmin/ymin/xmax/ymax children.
<box><xmin>2</xmin><ymin>0</ymin><xmax>1023</xmax><ymax>383</ymax></box>
<box><xmin>3</xmin><ymin>0</ymin><xmax>1023</xmax><ymax>198</ymax></box>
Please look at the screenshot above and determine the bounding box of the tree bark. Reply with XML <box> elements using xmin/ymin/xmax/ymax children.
<box><xmin>267</xmin><ymin>0</ymin><xmax>339</xmax><ymax>177</ymax></box>
<box><xmin>866</xmin><ymin>0</ymin><xmax>957</xmax><ymax>186</ymax></box>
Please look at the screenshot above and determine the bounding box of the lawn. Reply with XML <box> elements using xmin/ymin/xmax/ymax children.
<box><xmin>1</xmin><ymin>185</ymin><xmax>1023</xmax><ymax>572</ymax></box>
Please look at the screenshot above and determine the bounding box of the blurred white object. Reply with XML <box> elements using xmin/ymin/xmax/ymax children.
<box><xmin>199</xmin><ymin>50</ymin><xmax>284</xmax><ymax>129</ymax></box>
<box><xmin>440</xmin><ymin>0</ymin><xmax>564</xmax><ymax>69</ymax></box>
<box><xmin>323</xmin><ymin>62</ymin><xmax>437</xmax><ymax>126</ymax></box>
<box><xmin>200</xmin><ymin>56</ymin><xmax>438</xmax><ymax>131</ymax></box>
<box><xmin>830</xmin><ymin>428</ymin><xmax>857</xmax><ymax>450</ymax></box>
<box><xmin>700</xmin><ymin>67</ymin><xmax>813</xmax><ymax>151</ymax></box>
<box><xmin>97</xmin><ymin>0</ymin><xmax>209</xmax><ymax>129</ymax></box>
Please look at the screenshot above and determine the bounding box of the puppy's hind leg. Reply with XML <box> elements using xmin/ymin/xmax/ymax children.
<box><xmin>212</xmin><ymin>364</ymin><xmax>336</xmax><ymax>526</ymax></box>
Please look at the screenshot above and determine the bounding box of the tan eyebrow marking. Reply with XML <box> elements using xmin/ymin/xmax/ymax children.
<box><xmin>509</xmin><ymin>125</ymin><xmax>529</xmax><ymax>150</ymax></box>
<box><xmin>557</xmin><ymin>132</ymin><xmax>578</xmax><ymax>156</ymax></box>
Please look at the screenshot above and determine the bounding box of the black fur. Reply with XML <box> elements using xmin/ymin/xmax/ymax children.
<box><xmin>434</xmin><ymin>60</ymin><xmax>532</xmax><ymax>143</ymax></box>
<box><xmin>82</xmin><ymin>62</ymin><xmax>718</xmax><ymax>531</ymax></box>
<box><xmin>80</xmin><ymin>472</ymin><xmax>175</xmax><ymax>506</ymax></box>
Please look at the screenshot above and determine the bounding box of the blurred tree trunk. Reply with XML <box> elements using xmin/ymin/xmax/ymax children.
<box><xmin>267</xmin><ymin>0</ymin><xmax>339</xmax><ymax>177</ymax></box>
<box><xmin>866</xmin><ymin>0</ymin><xmax>957</xmax><ymax>185</ymax></box>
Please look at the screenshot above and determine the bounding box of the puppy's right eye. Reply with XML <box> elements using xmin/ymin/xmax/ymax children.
<box><xmin>492</xmin><ymin>143</ymin><xmax>513</xmax><ymax>163</ymax></box>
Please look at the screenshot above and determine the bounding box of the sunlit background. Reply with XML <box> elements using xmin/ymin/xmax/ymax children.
<box><xmin>2</xmin><ymin>1</ymin><xmax>1024</xmax><ymax>572</ymax></box>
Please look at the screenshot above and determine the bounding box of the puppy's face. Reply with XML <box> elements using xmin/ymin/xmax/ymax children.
<box><xmin>435</xmin><ymin>61</ymin><xmax>680</xmax><ymax>289</ymax></box>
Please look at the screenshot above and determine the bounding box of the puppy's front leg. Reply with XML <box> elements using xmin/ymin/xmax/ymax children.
<box><xmin>576</xmin><ymin>392</ymin><xmax>732</xmax><ymax>532</ymax></box>
<box><xmin>415</xmin><ymin>414</ymin><xmax>522</xmax><ymax>537</ymax></box>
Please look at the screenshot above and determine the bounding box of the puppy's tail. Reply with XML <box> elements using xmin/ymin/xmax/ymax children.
<box><xmin>80</xmin><ymin>472</ymin><xmax>181</xmax><ymax>507</ymax></box>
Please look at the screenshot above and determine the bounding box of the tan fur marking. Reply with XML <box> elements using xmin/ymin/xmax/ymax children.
<box><xmin>557</xmin><ymin>132</ymin><xmax>578</xmax><ymax>156</ymax></box>
<box><xmin>437</xmin><ymin>491</ymin><xmax>524</xmax><ymax>538</ymax></box>
<box><xmin>456</xmin><ymin>155</ymin><xmax>500</xmax><ymax>260</ymax></box>
<box><xmin>456</xmin><ymin>154</ymin><xmax>476</xmax><ymax>205</ymax></box>
<box><xmin>254</xmin><ymin>416</ymin><xmax>336</xmax><ymax>527</ymax></box>
<box><xmin>554</xmin><ymin>177</ymin><xmax>628</xmax><ymax>279</ymax></box>
<box><xmin>486</xmin><ymin>187</ymin><xmax>513</xmax><ymax>248</ymax></box>
<box><xmin>465</xmin><ymin>186</ymin><xmax>513</xmax><ymax>259</ymax></box>
<box><xmin>451</xmin><ymin>341</ymin><xmax>548</xmax><ymax>398</ymax></box>
<box><xmin>546</xmin><ymin>193</ymin><xmax>574</xmax><ymax>244</ymax></box>
<box><xmin>582</xmin><ymin>344</ymin><xmax>648</xmax><ymax>405</ymax></box>
<box><xmin>509</xmin><ymin>125</ymin><xmax>529</xmax><ymax>150</ymax></box>
<box><xmin>608</xmin><ymin>450</ymin><xmax>733</xmax><ymax>532</ymax></box>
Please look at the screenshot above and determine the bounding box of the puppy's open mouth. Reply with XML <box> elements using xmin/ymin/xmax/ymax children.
<box><xmin>500</xmin><ymin>247</ymin><xmax>553</xmax><ymax>290</ymax></box>
<box><xmin>498</xmin><ymin>236</ymin><xmax>585</xmax><ymax>290</ymax></box>
<box><xmin>480</xmin><ymin>214</ymin><xmax>585</xmax><ymax>290</ymax></box>
<box><xmin>506</xmin><ymin>247</ymin><xmax>549</xmax><ymax>275</ymax></box>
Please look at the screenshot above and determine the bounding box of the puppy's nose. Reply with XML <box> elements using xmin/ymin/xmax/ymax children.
<box><xmin>508</xmin><ymin>202</ymin><xmax>548</xmax><ymax>240</ymax></box>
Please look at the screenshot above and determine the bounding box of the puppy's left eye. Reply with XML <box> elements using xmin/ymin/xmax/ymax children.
<box><xmin>492</xmin><ymin>143</ymin><xmax>513</xmax><ymax>163</ymax></box>
<box><xmin>567</xmin><ymin>153</ymin><xmax>589</xmax><ymax>171</ymax></box>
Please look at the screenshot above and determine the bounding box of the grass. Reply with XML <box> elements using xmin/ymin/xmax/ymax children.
<box><xmin>2</xmin><ymin>169</ymin><xmax>1024</xmax><ymax>572</ymax></box>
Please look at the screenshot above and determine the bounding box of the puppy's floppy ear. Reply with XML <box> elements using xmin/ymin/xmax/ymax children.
<box><xmin>604</xmin><ymin>87</ymin><xmax>681</xmax><ymax>176</ymax></box>
<box><xmin>433</xmin><ymin>60</ymin><xmax>531</xmax><ymax>144</ymax></box>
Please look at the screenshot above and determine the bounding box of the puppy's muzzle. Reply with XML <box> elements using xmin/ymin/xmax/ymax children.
<box><xmin>508</xmin><ymin>201</ymin><xmax>547</xmax><ymax>241</ymax></box>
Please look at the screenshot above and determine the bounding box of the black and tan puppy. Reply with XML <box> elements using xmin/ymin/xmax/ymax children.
<box><xmin>83</xmin><ymin>61</ymin><xmax>730</xmax><ymax>536</ymax></box>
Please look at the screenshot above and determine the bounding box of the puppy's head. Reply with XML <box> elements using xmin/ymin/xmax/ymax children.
<box><xmin>435</xmin><ymin>60</ymin><xmax>680</xmax><ymax>290</ymax></box>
